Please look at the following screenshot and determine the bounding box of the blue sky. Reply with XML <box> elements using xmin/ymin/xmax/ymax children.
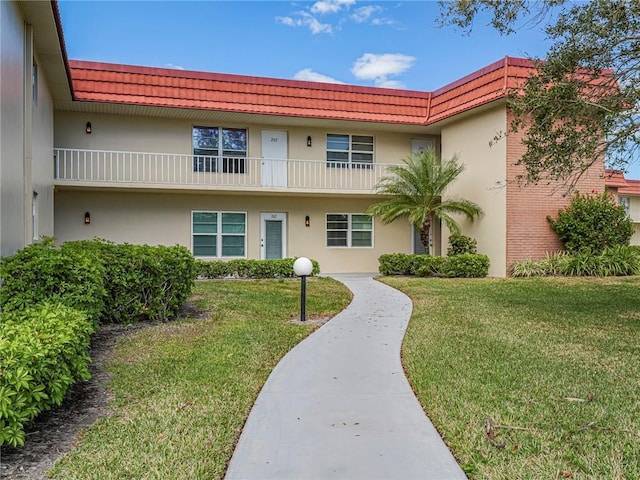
<box><xmin>57</xmin><ymin>0</ymin><xmax>551</xmax><ymax>92</ymax></box>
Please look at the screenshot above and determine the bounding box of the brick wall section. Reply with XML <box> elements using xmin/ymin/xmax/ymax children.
<box><xmin>505</xmin><ymin>111</ymin><xmax>605</xmax><ymax>273</ymax></box>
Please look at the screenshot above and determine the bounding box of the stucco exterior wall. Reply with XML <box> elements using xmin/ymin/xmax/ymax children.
<box><xmin>505</xmin><ymin>111</ymin><xmax>605</xmax><ymax>269</ymax></box>
<box><xmin>54</xmin><ymin>111</ymin><xmax>435</xmax><ymax>165</ymax></box>
<box><xmin>0</xmin><ymin>0</ymin><xmax>26</xmax><ymax>257</ymax></box>
<box><xmin>31</xmin><ymin>50</ymin><xmax>55</xmax><ymax>241</ymax></box>
<box><xmin>440</xmin><ymin>106</ymin><xmax>508</xmax><ymax>276</ymax></box>
<box><xmin>0</xmin><ymin>2</ymin><xmax>55</xmax><ymax>256</ymax></box>
<box><xmin>54</xmin><ymin>190</ymin><xmax>412</xmax><ymax>273</ymax></box>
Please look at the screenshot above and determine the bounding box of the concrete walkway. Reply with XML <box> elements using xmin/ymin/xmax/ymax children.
<box><xmin>225</xmin><ymin>274</ymin><xmax>467</xmax><ymax>480</ymax></box>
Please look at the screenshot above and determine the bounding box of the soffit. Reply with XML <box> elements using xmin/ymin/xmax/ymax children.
<box><xmin>54</xmin><ymin>100</ymin><xmax>440</xmax><ymax>134</ymax></box>
<box><xmin>19</xmin><ymin>1</ymin><xmax>72</xmax><ymax>102</ymax></box>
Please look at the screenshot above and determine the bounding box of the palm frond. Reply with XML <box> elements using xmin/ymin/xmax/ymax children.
<box><xmin>367</xmin><ymin>149</ymin><xmax>483</xmax><ymax>233</ymax></box>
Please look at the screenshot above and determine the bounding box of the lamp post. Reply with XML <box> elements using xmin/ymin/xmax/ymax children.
<box><xmin>293</xmin><ymin>257</ymin><xmax>313</xmax><ymax>322</ymax></box>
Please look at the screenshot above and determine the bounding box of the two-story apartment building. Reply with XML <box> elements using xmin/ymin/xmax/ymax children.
<box><xmin>2</xmin><ymin>0</ymin><xmax>607</xmax><ymax>276</ymax></box>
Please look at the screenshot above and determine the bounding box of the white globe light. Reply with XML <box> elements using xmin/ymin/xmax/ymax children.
<box><xmin>293</xmin><ymin>257</ymin><xmax>313</xmax><ymax>277</ymax></box>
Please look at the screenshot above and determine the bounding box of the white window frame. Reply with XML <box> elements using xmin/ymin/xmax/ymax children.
<box><xmin>326</xmin><ymin>134</ymin><xmax>374</xmax><ymax>169</ymax></box>
<box><xmin>326</xmin><ymin>213</ymin><xmax>374</xmax><ymax>248</ymax></box>
<box><xmin>191</xmin><ymin>210</ymin><xmax>247</xmax><ymax>258</ymax></box>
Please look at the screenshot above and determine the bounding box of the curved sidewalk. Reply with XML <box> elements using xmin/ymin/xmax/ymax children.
<box><xmin>225</xmin><ymin>274</ymin><xmax>466</xmax><ymax>480</ymax></box>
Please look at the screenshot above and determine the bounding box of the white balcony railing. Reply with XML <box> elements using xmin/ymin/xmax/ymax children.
<box><xmin>53</xmin><ymin>148</ymin><xmax>395</xmax><ymax>193</ymax></box>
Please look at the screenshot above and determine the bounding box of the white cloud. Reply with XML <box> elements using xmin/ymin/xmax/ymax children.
<box><xmin>305</xmin><ymin>14</ymin><xmax>333</xmax><ymax>34</ymax></box>
<box><xmin>375</xmin><ymin>79</ymin><xmax>406</xmax><ymax>89</ymax></box>
<box><xmin>164</xmin><ymin>63</ymin><xmax>185</xmax><ymax>70</ymax></box>
<box><xmin>371</xmin><ymin>17</ymin><xmax>396</xmax><ymax>27</ymax></box>
<box><xmin>276</xmin><ymin>1</ymin><xmax>394</xmax><ymax>35</ymax></box>
<box><xmin>276</xmin><ymin>16</ymin><xmax>296</xmax><ymax>27</ymax></box>
<box><xmin>350</xmin><ymin>5</ymin><xmax>381</xmax><ymax>23</ymax></box>
<box><xmin>276</xmin><ymin>12</ymin><xmax>332</xmax><ymax>34</ymax></box>
<box><xmin>351</xmin><ymin>53</ymin><xmax>415</xmax><ymax>88</ymax></box>
<box><xmin>311</xmin><ymin>0</ymin><xmax>355</xmax><ymax>15</ymax></box>
<box><xmin>294</xmin><ymin>68</ymin><xmax>345</xmax><ymax>84</ymax></box>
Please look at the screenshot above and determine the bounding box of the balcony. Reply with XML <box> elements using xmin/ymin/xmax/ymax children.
<box><xmin>53</xmin><ymin>148</ymin><xmax>396</xmax><ymax>195</ymax></box>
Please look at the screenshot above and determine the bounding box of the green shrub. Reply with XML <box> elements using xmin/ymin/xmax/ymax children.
<box><xmin>562</xmin><ymin>251</ymin><xmax>603</xmax><ymax>276</ymax></box>
<box><xmin>379</xmin><ymin>253</ymin><xmax>489</xmax><ymax>278</ymax></box>
<box><xmin>197</xmin><ymin>258</ymin><xmax>320</xmax><ymax>279</ymax></box>
<box><xmin>414</xmin><ymin>256</ymin><xmax>446</xmax><ymax>277</ymax></box>
<box><xmin>137</xmin><ymin>245</ymin><xmax>198</xmax><ymax>321</ymax></box>
<box><xmin>511</xmin><ymin>251</ymin><xmax>568</xmax><ymax>277</ymax></box>
<box><xmin>598</xmin><ymin>246</ymin><xmax>640</xmax><ymax>276</ymax></box>
<box><xmin>548</xmin><ymin>191</ymin><xmax>633</xmax><ymax>254</ymax></box>
<box><xmin>441</xmin><ymin>253</ymin><xmax>490</xmax><ymax>278</ymax></box>
<box><xmin>0</xmin><ymin>303</ymin><xmax>95</xmax><ymax>447</ymax></box>
<box><xmin>196</xmin><ymin>259</ymin><xmax>233</xmax><ymax>279</ymax></box>
<box><xmin>61</xmin><ymin>240</ymin><xmax>198</xmax><ymax>323</ymax></box>
<box><xmin>378</xmin><ymin>253</ymin><xmax>414</xmax><ymax>275</ymax></box>
<box><xmin>511</xmin><ymin>247</ymin><xmax>640</xmax><ymax>277</ymax></box>
<box><xmin>447</xmin><ymin>234</ymin><xmax>478</xmax><ymax>256</ymax></box>
<box><xmin>0</xmin><ymin>239</ymin><xmax>106</xmax><ymax>324</ymax></box>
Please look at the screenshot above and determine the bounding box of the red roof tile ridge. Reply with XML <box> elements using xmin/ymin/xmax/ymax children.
<box><xmin>68</xmin><ymin>60</ymin><xmax>432</xmax><ymax>99</ymax></box>
<box><xmin>431</xmin><ymin>56</ymin><xmax>535</xmax><ymax>97</ymax></box>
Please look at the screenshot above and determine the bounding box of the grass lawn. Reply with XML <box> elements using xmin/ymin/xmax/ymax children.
<box><xmin>382</xmin><ymin>276</ymin><xmax>640</xmax><ymax>480</ymax></box>
<box><xmin>49</xmin><ymin>277</ymin><xmax>351</xmax><ymax>480</ymax></box>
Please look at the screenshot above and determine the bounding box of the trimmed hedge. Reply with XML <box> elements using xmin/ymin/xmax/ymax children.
<box><xmin>197</xmin><ymin>258</ymin><xmax>321</xmax><ymax>279</ymax></box>
<box><xmin>1</xmin><ymin>238</ymin><xmax>198</xmax><ymax>324</ymax></box>
<box><xmin>0</xmin><ymin>303</ymin><xmax>95</xmax><ymax>447</ymax></box>
<box><xmin>0</xmin><ymin>239</ymin><xmax>106</xmax><ymax>324</ymax></box>
<box><xmin>378</xmin><ymin>253</ymin><xmax>490</xmax><ymax>278</ymax></box>
<box><xmin>63</xmin><ymin>240</ymin><xmax>198</xmax><ymax>322</ymax></box>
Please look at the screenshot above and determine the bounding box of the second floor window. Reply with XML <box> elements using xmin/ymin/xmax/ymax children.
<box><xmin>326</xmin><ymin>134</ymin><xmax>374</xmax><ymax>169</ymax></box>
<box><xmin>193</xmin><ymin>126</ymin><xmax>247</xmax><ymax>173</ymax></box>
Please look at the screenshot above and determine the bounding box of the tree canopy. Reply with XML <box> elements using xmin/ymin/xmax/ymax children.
<box><xmin>439</xmin><ymin>0</ymin><xmax>640</xmax><ymax>187</ymax></box>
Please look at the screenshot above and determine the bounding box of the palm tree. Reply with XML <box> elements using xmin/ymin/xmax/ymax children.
<box><xmin>367</xmin><ymin>149</ymin><xmax>483</xmax><ymax>253</ymax></box>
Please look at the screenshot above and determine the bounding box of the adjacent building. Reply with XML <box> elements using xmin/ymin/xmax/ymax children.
<box><xmin>605</xmin><ymin>170</ymin><xmax>640</xmax><ymax>244</ymax></box>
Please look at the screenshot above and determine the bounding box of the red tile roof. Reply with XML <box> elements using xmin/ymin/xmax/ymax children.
<box><xmin>68</xmin><ymin>56</ymin><xmax>537</xmax><ymax>126</ymax></box>
<box><xmin>605</xmin><ymin>169</ymin><xmax>640</xmax><ymax>194</ymax></box>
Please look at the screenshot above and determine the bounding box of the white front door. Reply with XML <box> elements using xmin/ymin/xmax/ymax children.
<box><xmin>261</xmin><ymin>212</ymin><xmax>287</xmax><ymax>259</ymax></box>
<box><xmin>261</xmin><ymin>131</ymin><xmax>288</xmax><ymax>187</ymax></box>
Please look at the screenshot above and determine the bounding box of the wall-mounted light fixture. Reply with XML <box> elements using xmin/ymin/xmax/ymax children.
<box><xmin>84</xmin><ymin>211</ymin><xmax>91</xmax><ymax>224</ymax></box>
<box><xmin>306</xmin><ymin>136</ymin><xmax>312</xmax><ymax>147</ymax></box>
<box><xmin>305</xmin><ymin>215</ymin><xmax>310</xmax><ymax>227</ymax></box>
<box><xmin>85</xmin><ymin>122</ymin><xmax>92</xmax><ymax>134</ymax></box>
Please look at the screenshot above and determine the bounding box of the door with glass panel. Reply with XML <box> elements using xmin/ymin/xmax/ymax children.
<box><xmin>260</xmin><ymin>212</ymin><xmax>287</xmax><ymax>259</ymax></box>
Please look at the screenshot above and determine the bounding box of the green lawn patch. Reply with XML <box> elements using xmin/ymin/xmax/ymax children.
<box><xmin>382</xmin><ymin>276</ymin><xmax>640</xmax><ymax>479</ymax></box>
<box><xmin>49</xmin><ymin>277</ymin><xmax>351</xmax><ymax>479</ymax></box>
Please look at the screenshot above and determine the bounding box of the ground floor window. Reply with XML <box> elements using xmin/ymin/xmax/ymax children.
<box><xmin>326</xmin><ymin>213</ymin><xmax>373</xmax><ymax>247</ymax></box>
<box><xmin>192</xmin><ymin>211</ymin><xmax>246</xmax><ymax>257</ymax></box>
